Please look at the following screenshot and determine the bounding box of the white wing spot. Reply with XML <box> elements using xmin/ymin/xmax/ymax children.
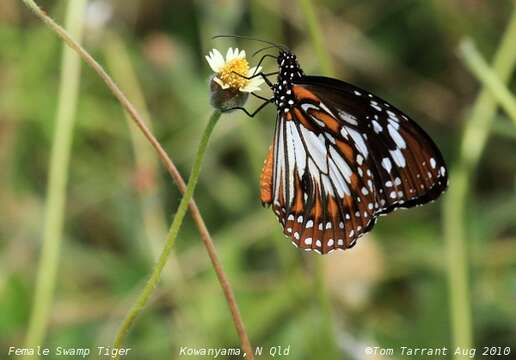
<box><xmin>388</xmin><ymin>123</ymin><xmax>406</xmax><ymax>149</ymax></box>
<box><xmin>301</xmin><ymin>103</ymin><xmax>319</xmax><ymax>112</ymax></box>
<box><xmin>347</xmin><ymin>128</ymin><xmax>369</xmax><ymax>158</ymax></box>
<box><xmin>319</xmin><ymin>102</ymin><xmax>336</xmax><ymax>117</ymax></box>
<box><xmin>382</xmin><ymin>158</ymin><xmax>392</xmax><ymax>173</ymax></box>
<box><xmin>338</xmin><ymin>111</ymin><xmax>358</xmax><ymax>125</ymax></box>
<box><xmin>372</xmin><ymin>120</ymin><xmax>383</xmax><ymax>133</ymax></box>
<box><xmin>371</xmin><ymin>103</ymin><xmax>382</xmax><ymax>112</ymax></box>
<box><xmin>390</xmin><ymin>149</ymin><xmax>406</xmax><ymax>168</ymax></box>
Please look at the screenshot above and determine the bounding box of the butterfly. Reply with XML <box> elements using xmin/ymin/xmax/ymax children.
<box><xmin>221</xmin><ymin>38</ymin><xmax>448</xmax><ymax>254</ymax></box>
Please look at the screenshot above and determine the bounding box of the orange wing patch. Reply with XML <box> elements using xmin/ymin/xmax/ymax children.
<box><xmin>292</xmin><ymin>84</ymin><xmax>320</xmax><ymax>103</ymax></box>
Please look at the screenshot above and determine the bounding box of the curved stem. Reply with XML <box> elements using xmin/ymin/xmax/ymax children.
<box><xmin>20</xmin><ymin>1</ymin><xmax>254</xmax><ymax>358</ymax></box>
<box><xmin>112</xmin><ymin>110</ymin><xmax>221</xmax><ymax>355</ymax></box>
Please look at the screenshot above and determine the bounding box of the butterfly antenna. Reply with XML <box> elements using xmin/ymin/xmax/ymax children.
<box><xmin>212</xmin><ymin>35</ymin><xmax>286</xmax><ymax>51</ymax></box>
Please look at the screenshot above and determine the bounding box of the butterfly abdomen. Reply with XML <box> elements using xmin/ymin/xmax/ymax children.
<box><xmin>260</xmin><ymin>145</ymin><xmax>274</xmax><ymax>206</ymax></box>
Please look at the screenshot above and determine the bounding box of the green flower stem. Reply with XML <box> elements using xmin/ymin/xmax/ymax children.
<box><xmin>112</xmin><ymin>110</ymin><xmax>222</xmax><ymax>356</ymax></box>
<box><xmin>23</xmin><ymin>0</ymin><xmax>86</xmax><ymax>348</ymax></box>
<box><xmin>443</xmin><ymin>9</ymin><xmax>516</xmax><ymax>357</ymax></box>
<box><xmin>459</xmin><ymin>39</ymin><xmax>516</xmax><ymax>126</ymax></box>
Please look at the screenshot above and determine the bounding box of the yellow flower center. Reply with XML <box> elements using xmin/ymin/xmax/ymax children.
<box><xmin>218</xmin><ymin>58</ymin><xmax>249</xmax><ymax>89</ymax></box>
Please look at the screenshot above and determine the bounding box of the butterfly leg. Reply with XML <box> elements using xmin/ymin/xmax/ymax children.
<box><xmin>222</xmin><ymin>98</ymin><xmax>273</xmax><ymax>118</ymax></box>
<box><xmin>251</xmin><ymin>54</ymin><xmax>278</xmax><ymax>75</ymax></box>
<box><xmin>232</xmin><ymin>71</ymin><xmax>279</xmax><ymax>87</ymax></box>
<box><xmin>251</xmin><ymin>92</ymin><xmax>270</xmax><ymax>102</ymax></box>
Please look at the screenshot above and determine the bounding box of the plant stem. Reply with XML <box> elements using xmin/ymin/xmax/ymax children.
<box><xmin>443</xmin><ymin>9</ymin><xmax>516</xmax><ymax>357</ymax></box>
<box><xmin>297</xmin><ymin>0</ymin><xmax>335</xmax><ymax>76</ymax></box>
<box><xmin>459</xmin><ymin>39</ymin><xmax>516</xmax><ymax>126</ymax></box>
<box><xmin>24</xmin><ymin>0</ymin><xmax>86</xmax><ymax>348</ymax></box>
<box><xmin>20</xmin><ymin>0</ymin><xmax>254</xmax><ymax>357</ymax></box>
<box><xmin>112</xmin><ymin>110</ymin><xmax>221</xmax><ymax>355</ymax></box>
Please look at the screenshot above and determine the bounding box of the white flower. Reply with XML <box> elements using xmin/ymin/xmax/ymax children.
<box><xmin>205</xmin><ymin>47</ymin><xmax>264</xmax><ymax>92</ymax></box>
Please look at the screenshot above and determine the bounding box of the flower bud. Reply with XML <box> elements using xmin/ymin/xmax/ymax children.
<box><xmin>209</xmin><ymin>74</ymin><xmax>249</xmax><ymax>111</ymax></box>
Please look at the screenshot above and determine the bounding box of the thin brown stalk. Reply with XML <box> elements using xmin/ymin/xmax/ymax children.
<box><xmin>20</xmin><ymin>0</ymin><xmax>253</xmax><ymax>358</ymax></box>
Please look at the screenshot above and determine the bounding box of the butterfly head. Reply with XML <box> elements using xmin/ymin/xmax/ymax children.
<box><xmin>277</xmin><ymin>50</ymin><xmax>304</xmax><ymax>81</ymax></box>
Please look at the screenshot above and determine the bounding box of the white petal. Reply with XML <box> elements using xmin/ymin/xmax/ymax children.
<box><xmin>239</xmin><ymin>86</ymin><xmax>254</xmax><ymax>92</ymax></box>
<box><xmin>226</xmin><ymin>47</ymin><xmax>236</xmax><ymax>62</ymax></box>
<box><xmin>213</xmin><ymin>77</ymin><xmax>230</xmax><ymax>89</ymax></box>
<box><xmin>250</xmin><ymin>76</ymin><xmax>265</xmax><ymax>87</ymax></box>
<box><xmin>238</xmin><ymin>49</ymin><xmax>246</xmax><ymax>58</ymax></box>
<box><xmin>243</xmin><ymin>76</ymin><xmax>265</xmax><ymax>91</ymax></box>
<box><xmin>206</xmin><ymin>49</ymin><xmax>224</xmax><ymax>72</ymax></box>
<box><xmin>247</xmin><ymin>66</ymin><xmax>262</xmax><ymax>77</ymax></box>
<box><xmin>240</xmin><ymin>79</ymin><xmax>263</xmax><ymax>92</ymax></box>
<box><xmin>205</xmin><ymin>55</ymin><xmax>218</xmax><ymax>72</ymax></box>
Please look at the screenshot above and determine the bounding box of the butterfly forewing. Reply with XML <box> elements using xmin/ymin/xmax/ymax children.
<box><xmin>258</xmin><ymin>50</ymin><xmax>447</xmax><ymax>254</ymax></box>
<box><xmin>296</xmin><ymin>76</ymin><xmax>447</xmax><ymax>212</ymax></box>
<box><xmin>264</xmin><ymin>75</ymin><xmax>447</xmax><ymax>254</ymax></box>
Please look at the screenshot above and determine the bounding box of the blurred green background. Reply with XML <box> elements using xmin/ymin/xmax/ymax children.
<box><xmin>1</xmin><ymin>0</ymin><xmax>515</xmax><ymax>359</ymax></box>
